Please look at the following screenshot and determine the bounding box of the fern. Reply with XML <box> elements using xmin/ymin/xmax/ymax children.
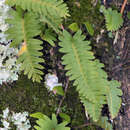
<box><xmin>106</xmin><ymin>80</ymin><xmax>122</xmax><ymax>119</ymax></box>
<box><xmin>5</xmin><ymin>9</ymin><xmax>44</xmax><ymax>82</ymax></box>
<box><xmin>30</xmin><ymin>112</ymin><xmax>70</xmax><ymax>130</ymax></box>
<box><xmin>95</xmin><ymin>116</ymin><xmax>112</xmax><ymax>130</ymax></box>
<box><xmin>6</xmin><ymin>0</ymin><xmax>69</xmax><ymax>33</ymax></box>
<box><xmin>100</xmin><ymin>6</ymin><xmax>123</xmax><ymax>31</ymax></box>
<box><xmin>59</xmin><ymin>30</ymin><xmax>122</xmax><ymax>121</ymax></box>
<box><xmin>41</xmin><ymin>29</ymin><xmax>57</xmax><ymax>47</ymax></box>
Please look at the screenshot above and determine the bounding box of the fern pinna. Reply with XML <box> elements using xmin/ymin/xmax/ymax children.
<box><xmin>100</xmin><ymin>6</ymin><xmax>123</xmax><ymax>31</ymax></box>
<box><xmin>59</xmin><ymin>30</ymin><xmax>122</xmax><ymax>121</ymax></box>
<box><xmin>6</xmin><ymin>0</ymin><xmax>69</xmax><ymax>33</ymax></box>
<box><xmin>6</xmin><ymin>8</ymin><xmax>44</xmax><ymax>82</ymax></box>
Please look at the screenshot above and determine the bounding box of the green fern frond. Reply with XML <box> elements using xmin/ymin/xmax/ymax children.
<box><xmin>81</xmin><ymin>98</ymin><xmax>103</xmax><ymax>121</ymax></box>
<box><xmin>95</xmin><ymin>116</ymin><xmax>112</xmax><ymax>130</ymax></box>
<box><xmin>30</xmin><ymin>113</ymin><xmax>70</xmax><ymax>130</ymax></box>
<box><xmin>40</xmin><ymin>14</ymin><xmax>62</xmax><ymax>33</ymax></box>
<box><xmin>6</xmin><ymin>0</ymin><xmax>69</xmax><ymax>33</ymax></box>
<box><xmin>41</xmin><ymin>29</ymin><xmax>57</xmax><ymax>46</ymax></box>
<box><xmin>59</xmin><ymin>30</ymin><xmax>122</xmax><ymax>121</ymax></box>
<box><xmin>107</xmin><ymin>80</ymin><xmax>122</xmax><ymax>119</ymax></box>
<box><xmin>100</xmin><ymin>6</ymin><xmax>123</xmax><ymax>31</ymax></box>
<box><xmin>59</xmin><ymin>30</ymin><xmax>107</xmax><ymax>121</ymax></box>
<box><xmin>5</xmin><ymin>9</ymin><xmax>44</xmax><ymax>82</ymax></box>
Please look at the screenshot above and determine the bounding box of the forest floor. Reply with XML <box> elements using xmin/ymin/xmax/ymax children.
<box><xmin>0</xmin><ymin>0</ymin><xmax>129</xmax><ymax>130</ymax></box>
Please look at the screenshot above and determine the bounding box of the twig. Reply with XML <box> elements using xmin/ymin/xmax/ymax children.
<box><xmin>56</xmin><ymin>77</ymin><xmax>69</xmax><ymax>116</ymax></box>
<box><xmin>72</xmin><ymin>123</ymin><xmax>92</xmax><ymax>129</ymax></box>
<box><xmin>113</xmin><ymin>31</ymin><xmax>119</xmax><ymax>44</ymax></box>
<box><xmin>120</xmin><ymin>0</ymin><xmax>127</xmax><ymax>15</ymax></box>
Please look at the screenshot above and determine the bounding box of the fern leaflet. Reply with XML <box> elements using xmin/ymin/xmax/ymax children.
<box><xmin>100</xmin><ymin>6</ymin><xmax>123</xmax><ymax>31</ymax></box>
<box><xmin>107</xmin><ymin>80</ymin><xmax>122</xmax><ymax>119</ymax></box>
<box><xmin>5</xmin><ymin>9</ymin><xmax>44</xmax><ymax>82</ymax></box>
<box><xmin>30</xmin><ymin>113</ymin><xmax>70</xmax><ymax>130</ymax></box>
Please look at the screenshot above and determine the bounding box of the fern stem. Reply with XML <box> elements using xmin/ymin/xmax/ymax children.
<box><xmin>56</xmin><ymin>77</ymin><xmax>69</xmax><ymax>116</ymax></box>
<box><xmin>120</xmin><ymin>0</ymin><xmax>127</xmax><ymax>15</ymax></box>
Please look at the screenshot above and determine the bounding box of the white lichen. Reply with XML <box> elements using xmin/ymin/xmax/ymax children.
<box><xmin>0</xmin><ymin>108</ymin><xmax>31</xmax><ymax>130</ymax></box>
<box><xmin>0</xmin><ymin>44</ymin><xmax>20</xmax><ymax>85</ymax></box>
<box><xmin>0</xmin><ymin>0</ymin><xmax>10</xmax><ymax>44</ymax></box>
<box><xmin>0</xmin><ymin>1</ymin><xmax>20</xmax><ymax>85</ymax></box>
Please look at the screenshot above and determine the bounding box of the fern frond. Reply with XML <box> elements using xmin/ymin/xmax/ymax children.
<box><xmin>81</xmin><ymin>98</ymin><xmax>103</xmax><ymax>121</ymax></box>
<box><xmin>59</xmin><ymin>30</ymin><xmax>107</xmax><ymax>121</ymax></box>
<box><xmin>6</xmin><ymin>0</ymin><xmax>69</xmax><ymax>33</ymax></box>
<box><xmin>59</xmin><ymin>30</ymin><xmax>122</xmax><ymax>121</ymax></box>
<box><xmin>106</xmin><ymin>80</ymin><xmax>122</xmax><ymax>119</ymax></box>
<box><xmin>95</xmin><ymin>116</ymin><xmax>112</xmax><ymax>130</ymax></box>
<box><xmin>41</xmin><ymin>29</ymin><xmax>57</xmax><ymax>46</ymax></box>
<box><xmin>5</xmin><ymin>9</ymin><xmax>44</xmax><ymax>82</ymax></box>
<box><xmin>40</xmin><ymin>14</ymin><xmax>61</xmax><ymax>33</ymax></box>
<box><xmin>30</xmin><ymin>113</ymin><xmax>70</xmax><ymax>130</ymax></box>
<box><xmin>100</xmin><ymin>6</ymin><xmax>123</xmax><ymax>31</ymax></box>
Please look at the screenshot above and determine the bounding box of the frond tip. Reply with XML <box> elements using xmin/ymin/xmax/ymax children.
<box><xmin>100</xmin><ymin>6</ymin><xmax>123</xmax><ymax>31</ymax></box>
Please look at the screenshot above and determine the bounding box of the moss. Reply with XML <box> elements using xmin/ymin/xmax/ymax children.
<box><xmin>0</xmin><ymin>75</ymin><xmax>58</xmax><ymax>115</ymax></box>
<box><xmin>65</xmin><ymin>0</ymin><xmax>104</xmax><ymax>33</ymax></box>
<box><xmin>0</xmin><ymin>75</ymin><xmax>91</xmax><ymax>128</ymax></box>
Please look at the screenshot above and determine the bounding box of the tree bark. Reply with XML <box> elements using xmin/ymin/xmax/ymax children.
<box><xmin>113</xmin><ymin>28</ymin><xmax>130</xmax><ymax>130</ymax></box>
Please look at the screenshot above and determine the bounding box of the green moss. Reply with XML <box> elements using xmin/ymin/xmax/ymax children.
<box><xmin>0</xmin><ymin>75</ymin><xmax>90</xmax><ymax>128</ymax></box>
<box><xmin>0</xmin><ymin>75</ymin><xmax>58</xmax><ymax>115</ymax></box>
<box><xmin>65</xmin><ymin>0</ymin><xmax>104</xmax><ymax>32</ymax></box>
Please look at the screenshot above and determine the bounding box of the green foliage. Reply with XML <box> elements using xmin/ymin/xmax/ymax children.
<box><xmin>5</xmin><ymin>0</ymin><xmax>69</xmax><ymax>82</ymax></box>
<box><xmin>95</xmin><ymin>116</ymin><xmax>112</xmax><ymax>130</ymax></box>
<box><xmin>106</xmin><ymin>81</ymin><xmax>122</xmax><ymax>119</ymax></box>
<box><xmin>84</xmin><ymin>21</ymin><xmax>94</xmax><ymax>36</ymax></box>
<box><xmin>100</xmin><ymin>6</ymin><xmax>123</xmax><ymax>31</ymax></box>
<box><xmin>68</xmin><ymin>23</ymin><xmax>79</xmax><ymax>32</ymax></box>
<box><xmin>59</xmin><ymin>113</ymin><xmax>71</xmax><ymax>123</ymax></box>
<box><xmin>0</xmin><ymin>75</ymin><xmax>87</xmax><ymax>129</ymax></box>
<box><xmin>66</xmin><ymin>0</ymin><xmax>103</xmax><ymax>25</ymax></box>
<box><xmin>6</xmin><ymin>9</ymin><xmax>44</xmax><ymax>82</ymax></box>
<box><xmin>6</xmin><ymin>0</ymin><xmax>69</xmax><ymax>33</ymax></box>
<box><xmin>41</xmin><ymin>29</ymin><xmax>57</xmax><ymax>47</ymax></box>
<box><xmin>53</xmin><ymin>86</ymin><xmax>64</xmax><ymax>96</ymax></box>
<box><xmin>30</xmin><ymin>113</ymin><xmax>70</xmax><ymax>130</ymax></box>
<box><xmin>4</xmin><ymin>0</ymin><xmax>123</xmax><ymax>129</ymax></box>
<box><xmin>59</xmin><ymin>30</ymin><xmax>122</xmax><ymax>121</ymax></box>
<box><xmin>127</xmin><ymin>11</ymin><xmax>130</xmax><ymax>19</ymax></box>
